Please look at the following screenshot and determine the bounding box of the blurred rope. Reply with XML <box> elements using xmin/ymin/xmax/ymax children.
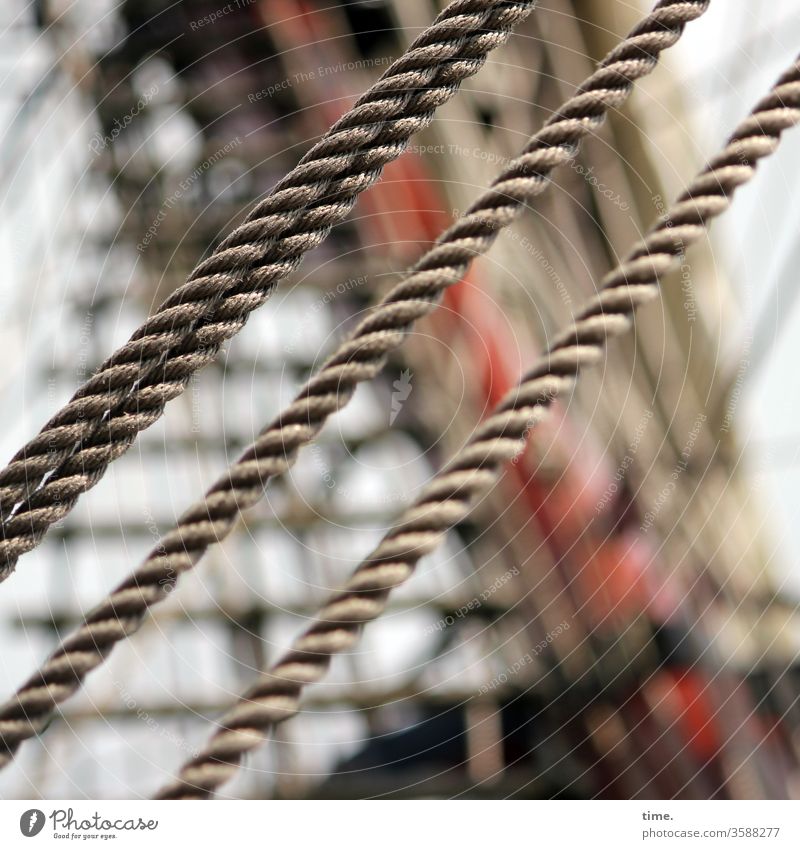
<box><xmin>155</xmin><ymin>55</ymin><xmax>800</xmax><ymax>801</ymax></box>
<box><xmin>0</xmin><ymin>0</ymin><xmax>536</xmax><ymax>576</ymax></box>
<box><xmin>0</xmin><ymin>0</ymin><xmax>708</xmax><ymax>772</ymax></box>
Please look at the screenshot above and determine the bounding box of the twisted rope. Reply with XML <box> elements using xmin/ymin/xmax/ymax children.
<box><xmin>0</xmin><ymin>0</ymin><xmax>536</xmax><ymax>576</ymax></box>
<box><xmin>153</xmin><ymin>56</ymin><xmax>800</xmax><ymax>799</ymax></box>
<box><xmin>0</xmin><ymin>0</ymin><xmax>706</xmax><ymax>772</ymax></box>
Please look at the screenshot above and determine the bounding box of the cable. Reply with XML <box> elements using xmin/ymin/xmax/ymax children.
<box><xmin>0</xmin><ymin>0</ymin><xmax>709</xmax><ymax>773</ymax></box>
<box><xmin>153</xmin><ymin>56</ymin><xmax>800</xmax><ymax>800</ymax></box>
<box><xmin>0</xmin><ymin>0</ymin><xmax>536</xmax><ymax>576</ymax></box>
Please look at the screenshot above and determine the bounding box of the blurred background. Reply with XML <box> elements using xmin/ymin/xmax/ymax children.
<box><xmin>1</xmin><ymin>0</ymin><xmax>800</xmax><ymax>799</ymax></box>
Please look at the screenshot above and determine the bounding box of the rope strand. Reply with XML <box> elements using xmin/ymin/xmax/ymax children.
<box><xmin>0</xmin><ymin>0</ymin><xmax>536</xmax><ymax>576</ymax></box>
<box><xmin>153</xmin><ymin>56</ymin><xmax>800</xmax><ymax>800</ymax></box>
<box><xmin>0</xmin><ymin>0</ymin><xmax>708</xmax><ymax>772</ymax></box>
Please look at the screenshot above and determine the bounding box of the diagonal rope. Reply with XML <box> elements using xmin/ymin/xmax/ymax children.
<box><xmin>0</xmin><ymin>0</ymin><xmax>708</xmax><ymax>771</ymax></box>
<box><xmin>153</xmin><ymin>56</ymin><xmax>800</xmax><ymax>800</ymax></box>
<box><xmin>0</xmin><ymin>0</ymin><xmax>536</xmax><ymax>576</ymax></box>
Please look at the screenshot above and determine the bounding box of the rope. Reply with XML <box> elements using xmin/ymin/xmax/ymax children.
<box><xmin>0</xmin><ymin>0</ymin><xmax>706</xmax><ymax>771</ymax></box>
<box><xmin>154</xmin><ymin>56</ymin><xmax>800</xmax><ymax>800</ymax></box>
<box><xmin>0</xmin><ymin>0</ymin><xmax>536</xmax><ymax>576</ymax></box>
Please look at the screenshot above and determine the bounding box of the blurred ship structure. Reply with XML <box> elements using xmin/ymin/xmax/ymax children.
<box><xmin>1</xmin><ymin>0</ymin><xmax>800</xmax><ymax>799</ymax></box>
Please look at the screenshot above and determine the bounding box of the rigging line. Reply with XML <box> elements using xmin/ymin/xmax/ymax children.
<box><xmin>0</xmin><ymin>0</ymin><xmax>537</xmax><ymax>575</ymax></box>
<box><xmin>154</xmin><ymin>56</ymin><xmax>800</xmax><ymax>801</ymax></box>
<box><xmin>0</xmin><ymin>0</ymin><xmax>710</xmax><ymax>772</ymax></box>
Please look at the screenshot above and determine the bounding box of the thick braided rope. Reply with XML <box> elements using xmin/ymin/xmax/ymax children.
<box><xmin>0</xmin><ymin>0</ymin><xmax>706</xmax><ymax>771</ymax></box>
<box><xmin>0</xmin><ymin>0</ymin><xmax>536</xmax><ymax>576</ymax></box>
<box><xmin>152</xmin><ymin>58</ymin><xmax>800</xmax><ymax>799</ymax></box>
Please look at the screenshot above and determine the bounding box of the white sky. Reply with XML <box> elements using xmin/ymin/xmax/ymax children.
<box><xmin>658</xmin><ymin>1</ymin><xmax>800</xmax><ymax>595</ymax></box>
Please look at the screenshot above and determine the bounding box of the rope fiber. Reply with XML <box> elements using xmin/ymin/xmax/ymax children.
<box><xmin>0</xmin><ymin>0</ymin><xmax>709</xmax><ymax>772</ymax></box>
<box><xmin>0</xmin><ymin>0</ymin><xmax>536</xmax><ymax>576</ymax></box>
<box><xmin>154</xmin><ymin>55</ymin><xmax>800</xmax><ymax>800</ymax></box>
